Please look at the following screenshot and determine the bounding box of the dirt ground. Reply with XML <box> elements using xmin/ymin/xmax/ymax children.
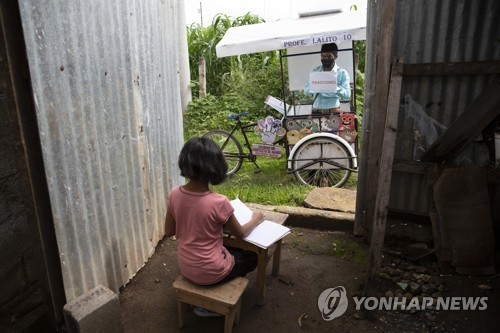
<box><xmin>119</xmin><ymin>227</ymin><xmax>500</xmax><ymax>333</ymax></box>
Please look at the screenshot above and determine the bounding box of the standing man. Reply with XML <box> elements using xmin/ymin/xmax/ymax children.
<box><xmin>305</xmin><ymin>43</ymin><xmax>351</xmax><ymax>114</ymax></box>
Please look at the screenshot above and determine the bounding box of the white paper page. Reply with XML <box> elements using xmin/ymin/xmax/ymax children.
<box><xmin>264</xmin><ymin>95</ymin><xmax>285</xmax><ymax>115</ymax></box>
<box><xmin>230</xmin><ymin>198</ymin><xmax>253</xmax><ymax>225</ymax></box>
<box><xmin>230</xmin><ymin>198</ymin><xmax>291</xmax><ymax>248</ymax></box>
<box><xmin>244</xmin><ymin>221</ymin><xmax>291</xmax><ymax>249</ymax></box>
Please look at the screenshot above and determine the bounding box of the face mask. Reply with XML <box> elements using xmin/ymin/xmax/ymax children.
<box><xmin>321</xmin><ymin>59</ymin><xmax>334</xmax><ymax>68</ymax></box>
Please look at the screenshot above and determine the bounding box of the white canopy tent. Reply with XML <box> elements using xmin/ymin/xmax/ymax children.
<box><xmin>215</xmin><ymin>8</ymin><xmax>367</xmax><ymax>58</ymax></box>
<box><xmin>215</xmin><ymin>9</ymin><xmax>367</xmax><ymax>92</ymax></box>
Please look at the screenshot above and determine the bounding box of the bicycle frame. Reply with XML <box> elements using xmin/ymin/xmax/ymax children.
<box><xmin>222</xmin><ymin>109</ymin><xmax>285</xmax><ymax>160</ymax></box>
<box><xmin>223</xmin><ymin>121</ymin><xmax>256</xmax><ymax>158</ymax></box>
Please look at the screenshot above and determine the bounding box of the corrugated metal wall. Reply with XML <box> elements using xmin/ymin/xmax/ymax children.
<box><xmin>18</xmin><ymin>0</ymin><xmax>185</xmax><ymax>301</ymax></box>
<box><xmin>364</xmin><ymin>0</ymin><xmax>499</xmax><ymax>216</ymax></box>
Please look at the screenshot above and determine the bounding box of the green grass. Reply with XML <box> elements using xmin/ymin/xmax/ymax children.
<box><xmin>195</xmin><ymin>128</ymin><xmax>359</xmax><ymax>206</ymax></box>
<box><xmin>285</xmin><ymin>232</ymin><xmax>368</xmax><ymax>266</ymax></box>
<box><xmin>329</xmin><ymin>239</ymin><xmax>369</xmax><ymax>266</ymax></box>
<box><xmin>207</xmin><ymin>130</ymin><xmax>311</xmax><ymax>205</ymax></box>
<box><xmin>213</xmin><ymin>152</ymin><xmax>312</xmax><ymax>206</ymax></box>
<box><xmin>211</xmin><ymin>148</ymin><xmax>359</xmax><ymax>206</ymax></box>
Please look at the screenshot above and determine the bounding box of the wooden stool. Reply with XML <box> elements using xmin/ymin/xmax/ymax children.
<box><xmin>173</xmin><ymin>275</ymin><xmax>249</xmax><ymax>333</ymax></box>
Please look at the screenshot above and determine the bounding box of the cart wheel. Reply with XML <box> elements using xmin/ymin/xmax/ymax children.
<box><xmin>291</xmin><ymin>136</ymin><xmax>353</xmax><ymax>188</ymax></box>
<box><xmin>203</xmin><ymin>130</ymin><xmax>243</xmax><ymax>176</ymax></box>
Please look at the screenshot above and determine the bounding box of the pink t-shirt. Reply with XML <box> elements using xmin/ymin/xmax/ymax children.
<box><xmin>167</xmin><ymin>186</ymin><xmax>235</xmax><ymax>285</ymax></box>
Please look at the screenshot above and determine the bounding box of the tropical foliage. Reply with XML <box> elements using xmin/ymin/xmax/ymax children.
<box><xmin>185</xmin><ymin>13</ymin><xmax>287</xmax><ymax>141</ymax></box>
<box><xmin>353</xmin><ymin>40</ymin><xmax>366</xmax><ymax>127</ymax></box>
<box><xmin>186</xmin><ymin>13</ymin><xmax>281</xmax><ymax>99</ymax></box>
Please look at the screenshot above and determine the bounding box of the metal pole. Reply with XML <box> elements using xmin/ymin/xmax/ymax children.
<box><xmin>279</xmin><ymin>49</ymin><xmax>287</xmax><ymax>112</ymax></box>
<box><xmin>279</xmin><ymin>49</ymin><xmax>290</xmax><ymax>158</ymax></box>
<box><xmin>351</xmin><ymin>40</ymin><xmax>357</xmax><ymax>114</ymax></box>
<box><xmin>199</xmin><ymin>1</ymin><xmax>203</xmax><ymax>26</ymax></box>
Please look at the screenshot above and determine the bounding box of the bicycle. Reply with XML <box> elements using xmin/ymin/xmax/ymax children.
<box><xmin>203</xmin><ymin>110</ymin><xmax>284</xmax><ymax>175</ymax></box>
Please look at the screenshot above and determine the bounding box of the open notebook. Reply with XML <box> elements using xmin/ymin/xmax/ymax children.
<box><xmin>230</xmin><ymin>199</ymin><xmax>291</xmax><ymax>249</ymax></box>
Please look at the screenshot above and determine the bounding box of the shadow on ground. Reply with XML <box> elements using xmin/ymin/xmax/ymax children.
<box><xmin>119</xmin><ymin>228</ymin><xmax>374</xmax><ymax>332</ymax></box>
<box><xmin>119</xmin><ymin>225</ymin><xmax>500</xmax><ymax>333</ymax></box>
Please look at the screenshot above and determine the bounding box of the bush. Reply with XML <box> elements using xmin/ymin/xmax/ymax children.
<box><xmin>187</xmin><ymin>13</ymin><xmax>270</xmax><ymax>97</ymax></box>
<box><xmin>184</xmin><ymin>93</ymin><xmax>255</xmax><ymax>138</ymax></box>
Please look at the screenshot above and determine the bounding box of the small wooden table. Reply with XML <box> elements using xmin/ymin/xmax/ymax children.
<box><xmin>223</xmin><ymin>209</ymin><xmax>289</xmax><ymax>305</ymax></box>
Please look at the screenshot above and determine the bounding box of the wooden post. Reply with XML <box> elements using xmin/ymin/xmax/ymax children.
<box><xmin>198</xmin><ymin>56</ymin><xmax>206</xmax><ymax>99</ymax></box>
<box><xmin>363</xmin><ymin>61</ymin><xmax>404</xmax><ymax>297</ymax></box>
<box><xmin>354</xmin><ymin>0</ymin><xmax>397</xmax><ymax>236</ymax></box>
<box><xmin>427</xmin><ymin>163</ymin><xmax>454</xmax><ymax>273</ymax></box>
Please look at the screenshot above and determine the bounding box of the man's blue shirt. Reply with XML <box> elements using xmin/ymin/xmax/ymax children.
<box><xmin>304</xmin><ymin>64</ymin><xmax>351</xmax><ymax>109</ymax></box>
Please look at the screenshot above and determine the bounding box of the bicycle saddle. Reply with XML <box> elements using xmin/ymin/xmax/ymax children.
<box><xmin>228</xmin><ymin>112</ymin><xmax>249</xmax><ymax>121</ymax></box>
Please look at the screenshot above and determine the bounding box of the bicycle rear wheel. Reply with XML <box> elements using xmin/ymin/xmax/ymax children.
<box><xmin>291</xmin><ymin>136</ymin><xmax>353</xmax><ymax>188</ymax></box>
<box><xmin>203</xmin><ymin>130</ymin><xmax>243</xmax><ymax>176</ymax></box>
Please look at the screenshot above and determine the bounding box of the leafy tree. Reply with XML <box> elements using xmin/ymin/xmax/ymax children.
<box><xmin>187</xmin><ymin>13</ymin><xmax>273</xmax><ymax>97</ymax></box>
<box><xmin>185</xmin><ymin>13</ymin><xmax>285</xmax><ymax>139</ymax></box>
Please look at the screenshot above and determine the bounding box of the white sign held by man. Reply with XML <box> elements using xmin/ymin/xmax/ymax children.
<box><xmin>309</xmin><ymin>71</ymin><xmax>337</xmax><ymax>93</ymax></box>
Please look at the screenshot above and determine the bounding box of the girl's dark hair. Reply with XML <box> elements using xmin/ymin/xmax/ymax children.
<box><xmin>178</xmin><ymin>137</ymin><xmax>228</xmax><ymax>185</ymax></box>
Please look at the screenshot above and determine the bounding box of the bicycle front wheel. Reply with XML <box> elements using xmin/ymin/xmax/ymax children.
<box><xmin>203</xmin><ymin>130</ymin><xmax>243</xmax><ymax>176</ymax></box>
<box><xmin>291</xmin><ymin>136</ymin><xmax>353</xmax><ymax>188</ymax></box>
